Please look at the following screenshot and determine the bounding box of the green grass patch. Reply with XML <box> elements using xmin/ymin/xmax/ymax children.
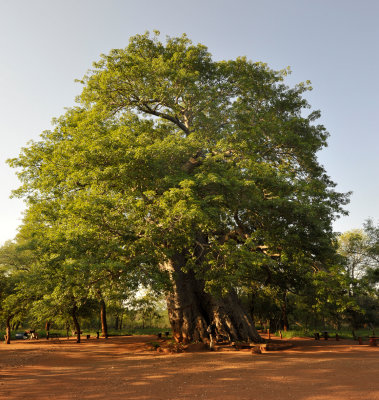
<box><xmin>273</xmin><ymin>327</ymin><xmax>378</xmax><ymax>340</ymax></box>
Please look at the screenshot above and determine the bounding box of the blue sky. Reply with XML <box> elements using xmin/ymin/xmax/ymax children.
<box><xmin>0</xmin><ymin>0</ymin><xmax>378</xmax><ymax>244</ymax></box>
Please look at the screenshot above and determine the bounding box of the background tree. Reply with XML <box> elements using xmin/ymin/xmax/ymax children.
<box><xmin>127</xmin><ymin>291</ymin><xmax>165</xmax><ymax>329</ymax></box>
<box><xmin>336</xmin><ymin>222</ymin><xmax>379</xmax><ymax>329</ymax></box>
<box><xmin>363</xmin><ymin>219</ymin><xmax>379</xmax><ymax>287</ymax></box>
<box><xmin>0</xmin><ymin>239</ymin><xmax>37</xmax><ymax>343</ymax></box>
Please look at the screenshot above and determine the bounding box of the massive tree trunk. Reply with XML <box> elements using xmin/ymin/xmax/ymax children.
<box><xmin>163</xmin><ymin>254</ymin><xmax>262</xmax><ymax>343</ymax></box>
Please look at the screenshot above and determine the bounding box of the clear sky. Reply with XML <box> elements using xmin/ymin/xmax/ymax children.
<box><xmin>0</xmin><ymin>0</ymin><xmax>378</xmax><ymax>245</ymax></box>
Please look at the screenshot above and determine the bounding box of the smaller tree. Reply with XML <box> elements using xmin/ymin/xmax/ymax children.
<box><xmin>363</xmin><ymin>219</ymin><xmax>379</xmax><ymax>285</ymax></box>
<box><xmin>337</xmin><ymin>226</ymin><xmax>379</xmax><ymax>328</ymax></box>
<box><xmin>0</xmin><ymin>240</ymin><xmax>37</xmax><ymax>343</ymax></box>
<box><xmin>127</xmin><ymin>291</ymin><xmax>166</xmax><ymax>329</ymax></box>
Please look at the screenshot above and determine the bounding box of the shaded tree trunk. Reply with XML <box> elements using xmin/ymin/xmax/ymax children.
<box><xmin>162</xmin><ymin>254</ymin><xmax>262</xmax><ymax>344</ymax></box>
<box><xmin>100</xmin><ymin>298</ymin><xmax>108</xmax><ymax>337</ymax></box>
<box><xmin>5</xmin><ymin>316</ymin><xmax>11</xmax><ymax>344</ymax></box>
<box><xmin>269</xmin><ymin>318</ymin><xmax>279</xmax><ymax>332</ymax></box>
<box><xmin>71</xmin><ymin>306</ymin><xmax>81</xmax><ymax>343</ymax></box>
<box><xmin>281</xmin><ymin>292</ymin><xmax>290</xmax><ymax>331</ymax></box>
<box><xmin>348</xmin><ymin>308</ymin><xmax>362</xmax><ymax>330</ymax></box>
<box><xmin>114</xmin><ymin>315</ymin><xmax>119</xmax><ymax>330</ymax></box>
<box><xmin>12</xmin><ymin>321</ymin><xmax>20</xmax><ymax>331</ymax></box>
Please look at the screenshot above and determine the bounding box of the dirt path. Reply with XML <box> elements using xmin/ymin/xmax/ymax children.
<box><xmin>0</xmin><ymin>335</ymin><xmax>378</xmax><ymax>399</ymax></box>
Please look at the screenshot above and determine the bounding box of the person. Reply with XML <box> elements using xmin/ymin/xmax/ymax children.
<box><xmin>207</xmin><ymin>322</ymin><xmax>217</xmax><ymax>351</ymax></box>
<box><xmin>27</xmin><ymin>329</ymin><xmax>38</xmax><ymax>339</ymax></box>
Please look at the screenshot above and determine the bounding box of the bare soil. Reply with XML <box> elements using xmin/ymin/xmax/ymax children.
<box><xmin>0</xmin><ymin>333</ymin><xmax>378</xmax><ymax>399</ymax></box>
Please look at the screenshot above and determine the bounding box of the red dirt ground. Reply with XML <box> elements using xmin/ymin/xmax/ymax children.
<box><xmin>0</xmin><ymin>334</ymin><xmax>378</xmax><ymax>399</ymax></box>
